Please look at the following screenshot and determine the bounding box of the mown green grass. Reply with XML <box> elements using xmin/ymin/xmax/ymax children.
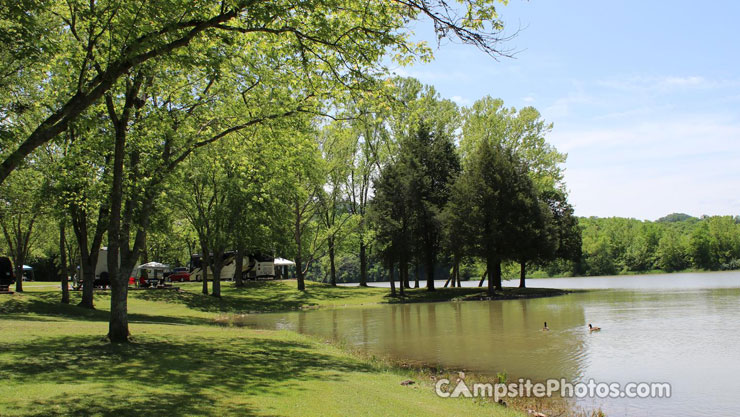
<box><xmin>18</xmin><ymin>279</ymin><xmax>566</xmax><ymax>318</ymax></box>
<box><xmin>1</xmin><ymin>282</ymin><xmax>523</xmax><ymax>417</ymax></box>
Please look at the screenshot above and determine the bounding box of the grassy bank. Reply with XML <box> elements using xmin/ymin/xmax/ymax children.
<box><xmin>17</xmin><ymin>280</ymin><xmax>568</xmax><ymax>316</ymax></box>
<box><xmin>0</xmin><ymin>282</ymin><xmax>552</xmax><ymax>417</ymax></box>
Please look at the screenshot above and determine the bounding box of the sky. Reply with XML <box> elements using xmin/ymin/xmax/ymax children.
<box><xmin>390</xmin><ymin>0</ymin><xmax>740</xmax><ymax>221</ymax></box>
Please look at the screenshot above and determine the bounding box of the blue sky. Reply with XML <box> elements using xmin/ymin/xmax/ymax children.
<box><xmin>392</xmin><ymin>0</ymin><xmax>740</xmax><ymax>220</ymax></box>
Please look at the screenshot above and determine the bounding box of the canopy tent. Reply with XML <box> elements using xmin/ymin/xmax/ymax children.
<box><xmin>273</xmin><ymin>258</ymin><xmax>295</xmax><ymax>280</ymax></box>
<box><xmin>273</xmin><ymin>258</ymin><xmax>295</xmax><ymax>267</ymax></box>
<box><xmin>137</xmin><ymin>262</ymin><xmax>169</xmax><ymax>285</ymax></box>
<box><xmin>21</xmin><ymin>265</ymin><xmax>34</xmax><ymax>281</ymax></box>
<box><xmin>138</xmin><ymin>262</ymin><xmax>169</xmax><ymax>270</ymax></box>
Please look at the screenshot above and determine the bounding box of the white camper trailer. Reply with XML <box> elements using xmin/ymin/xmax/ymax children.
<box><xmin>80</xmin><ymin>247</ymin><xmax>137</xmax><ymax>288</ymax></box>
<box><xmin>95</xmin><ymin>247</ymin><xmax>116</xmax><ymax>280</ymax></box>
<box><xmin>190</xmin><ymin>252</ymin><xmax>275</xmax><ymax>281</ymax></box>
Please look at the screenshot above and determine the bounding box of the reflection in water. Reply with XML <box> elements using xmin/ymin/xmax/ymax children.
<box><xmin>248</xmin><ymin>271</ymin><xmax>740</xmax><ymax>417</ymax></box>
<box><xmin>258</xmin><ymin>297</ymin><xmax>588</xmax><ymax>382</ymax></box>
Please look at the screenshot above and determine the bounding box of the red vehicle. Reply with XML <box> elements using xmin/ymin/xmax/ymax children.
<box><xmin>168</xmin><ymin>267</ymin><xmax>190</xmax><ymax>282</ymax></box>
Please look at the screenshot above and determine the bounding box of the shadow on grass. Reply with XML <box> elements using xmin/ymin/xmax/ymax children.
<box><xmin>132</xmin><ymin>280</ymin><xmax>384</xmax><ymax>314</ymax></box>
<box><xmin>0</xmin><ymin>295</ymin><xmax>108</xmax><ymax>322</ymax></box>
<box><xmin>0</xmin><ymin>292</ymin><xmax>214</xmax><ymax>327</ymax></box>
<box><xmin>1</xmin><ymin>332</ymin><xmax>373</xmax><ymax>416</ymax></box>
<box><xmin>20</xmin><ymin>392</ymin><xmax>271</xmax><ymax>417</ymax></box>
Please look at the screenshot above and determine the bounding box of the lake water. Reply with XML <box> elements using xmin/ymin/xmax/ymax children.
<box><xmin>246</xmin><ymin>271</ymin><xmax>740</xmax><ymax>416</ymax></box>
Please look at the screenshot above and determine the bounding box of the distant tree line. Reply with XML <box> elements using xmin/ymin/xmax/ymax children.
<box><xmin>536</xmin><ymin>214</ymin><xmax>740</xmax><ymax>277</ymax></box>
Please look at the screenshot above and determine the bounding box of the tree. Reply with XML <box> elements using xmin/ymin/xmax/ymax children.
<box><xmin>177</xmin><ymin>143</ymin><xmax>234</xmax><ymax>298</ymax></box>
<box><xmin>657</xmin><ymin>229</ymin><xmax>690</xmax><ymax>272</ymax></box>
<box><xmin>48</xmin><ymin>121</ymin><xmax>110</xmax><ymax>309</ymax></box>
<box><xmin>57</xmin><ymin>219</ymin><xmax>70</xmax><ymax>304</ymax></box>
<box><xmin>286</xmin><ymin>130</ymin><xmax>326</xmax><ymax>291</ymax></box>
<box><xmin>341</xmin><ymin>95</ymin><xmax>392</xmax><ymax>287</ymax></box>
<box><xmin>440</xmin><ymin>180</ymin><xmax>469</xmax><ymax>288</ymax></box>
<box><xmin>460</xmin><ymin>97</ymin><xmax>576</xmax><ymax>285</ymax></box>
<box><xmin>461</xmin><ymin>97</ymin><xmax>566</xmax><ymax>191</ymax></box>
<box><xmin>403</xmin><ymin>124</ymin><xmax>460</xmax><ymax>291</ymax></box>
<box><xmin>0</xmin><ymin>0</ymin><xmax>512</xmax><ymax>186</ymax></box>
<box><xmin>317</xmin><ymin>124</ymin><xmax>356</xmax><ymax>286</ymax></box>
<box><xmin>224</xmin><ymin>127</ymin><xmax>296</xmax><ymax>289</ymax></box>
<box><xmin>517</xmin><ymin>188</ymin><xmax>581</xmax><ymax>287</ymax></box>
<box><xmin>368</xmin><ymin>160</ymin><xmax>412</xmax><ymax>297</ymax></box>
<box><xmin>0</xmin><ymin>166</ymin><xmax>45</xmax><ymax>292</ymax></box>
<box><xmin>100</xmin><ymin>38</ymin><xmax>321</xmax><ymax>339</ymax></box>
<box><xmin>511</xmin><ymin>195</ymin><xmax>555</xmax><ymax>288</ymax></box>
<box><xmin>689</xmin><ymin>222</ymin><xmax>714</xmax><ymax>270</ymax></box>
<box><xmin>448</xmin><ymin>141</ymin><xmax>536</xmax><ymax>294</ymax></box>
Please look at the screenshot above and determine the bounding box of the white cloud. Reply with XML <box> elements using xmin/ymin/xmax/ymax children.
<box><xmin>661</xmin><ymin>75</ymin><xmax>706</xmax><ymax>87</ymax></box>
<box><xmin>542</xmin><ymin>90</ymin><xmax>596</xmax><ymax>119</ymax></box>
<box><xmin>551</xmin><ymin>114</ymin><xmax>740</xmax><ymax>219</ymax></box>
<box><xmin>450</xmin><ymin>95</ymin><xmax>471</xmax><ymax>106</ymax></box>
<box><xmin>595</xmin><ymin>75</ymin><xmax>739</xmax><ymax>93</ymax></box>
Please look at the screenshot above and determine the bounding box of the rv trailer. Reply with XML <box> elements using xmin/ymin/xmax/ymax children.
<box><xmin>190</xmin><ymin>252</ymin><xmax>275</xmax><ymax>281</ymax></box>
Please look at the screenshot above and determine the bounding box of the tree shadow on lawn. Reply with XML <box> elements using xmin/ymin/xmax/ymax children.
<box><xmin>0</xmin><ymin>296</ymin><xmax>108</xmax><ymax>322</ymax></box>
<box><xmin>0</xmin><ymin>292</ymin><xmax>214</xmax><ymax>326</ymax></box>
<box><xmin>18</xmin><ymin>392</ymin><xmax>273</xmax><ymax>417</ymax></box>
<box><xmin>1</xmin><ymin>332</ymin><xmax>374</xmax><ymax>416</ymax></box>
<box><xmin>133</xmin><ymin>281</ymin><xmax>383</xmax><ymax>314</ymax></box>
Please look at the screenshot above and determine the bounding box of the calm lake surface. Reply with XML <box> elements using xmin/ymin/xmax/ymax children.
<box><xmin>246</xmin><ymin>271</ymin><xmax>740</xmax><ymax>416</ymax></box>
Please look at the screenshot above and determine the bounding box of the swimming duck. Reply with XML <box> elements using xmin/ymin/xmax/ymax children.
<box><xmin>542</xmin><ymin>321</ymin><xmax>550</xmax><ymax>331</ymax></box>
<box><xmin>588</xmin><ymin>323</ymin><xmax>601</xmax><ymax>332</ymax></box>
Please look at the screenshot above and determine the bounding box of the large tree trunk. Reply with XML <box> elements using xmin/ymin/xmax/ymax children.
<box><xmin>454</xmin><ymin>255</ymin><xmax>461</xmax><ymax>287</ymax></box>
<box><xmin>414</xmin><ymin>263</ymin><xmax>420</xmax><ymax>288</ymax></box>
<box><xmin>478</xmin><ymin>269</ymin><xmax>487</xmax><ymax>287</ymax></box>
<box><xmin>211</xmin><ymin>257</ymin><xmax>222</xmax><ymax>298</ymax></box>
<box><xmin>71</xmin><ymin>203</ymin><xmax>107</xmax><ymax>309</ymax></box>
<box><xmin>426</xmin><ymin>249</ymin><xmax>435</xmax><ymax>292</ymax></box>
<box><xmin>78</xmin><ymin>250</ymin><xmax>95</xmax><ymax>309</ymax></box>
<box><xmin>234</xmin><ymin>247</ymin><xmax>244</xmax><ymax>288</ymax></box>
<box><xmin>199</xmin><ymin>243</ymin><xmax>210</xmax><ymax>295</ymax></box>
<box><xmin>492</xmin><ymin>257</ymin><xmax>503</xmax><ymax>291</ymax></box>
<box><xmin>359</xmin><ymin>241</ymin><xmax>368</xmax><ymax>287</ymax></box>
<box><xmin>486</xmin><ymin>255</ymin><xmax>499</xmax><ymax>296</ymax></box>
<box><xmin>202</xmin><ymin>265</ymin><xmax>209</xmax><ymax>294</ymax></box>
<box><xmin>59</xmin><ymin>222</ymin><xmax>69</xmax><ymax>304</ymax></box>
<box><xmin>106</xmin><ymin>79</ymin><xmax>140</xmax><ymax>343</ymax></box>
<box><xmin>388</xmin><ymin>259</ymin><xmax>396</xmax><ymax>296</ymax></box>
<box><xmin>295</xmin><ymin>201</ymin><xmax>305</xmax><ymax>291</ymax></box>
<box><xmin>519</xmin><ymin>261</ymin><xmax>526</xmax><ymax>288</ymax></box>
<box><xmin>14</xmin><ymin>262</ymin><xmax>23</xmax><ymax>292</ymax></box>
<box><xmin>108</xmin><ymin>274</ymin><xmax>129</xmax><ymax>342</ymax></box>
<box><xmin>400</xmin><ymin>256</ymin><xmax>409</xmax><ymax>289</ymax></box>
<box><xmin>398</xmin><ymin>254</ymin><xmax>406</xmax><ymax>294</ymax></box>
<box><xmin>446</xmin><ymin>255</ymin><xmax>459</xmax><ymax>288</ymax></box>
<box><xmin>296</xmin><ymin>254</ymin><xmax>305</xmax><ymax>291</ymax></box>
<box><xmin>107</xmin><ymin>112</ymin><xmax>127</xmax><ymax>342</ymax></box>
<box><xmin>328</xmin><ymin>236</ymin><xmax>336</xmax><ymax>286</ymax></box>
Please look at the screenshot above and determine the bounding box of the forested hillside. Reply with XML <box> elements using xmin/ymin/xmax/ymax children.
<box><xmin>543</xmin><ymin>214</ymin><xmax>740</xmax><ymax>277</ymax></box>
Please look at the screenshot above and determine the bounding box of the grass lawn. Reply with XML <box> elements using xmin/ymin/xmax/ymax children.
<box><xmin>1</xmin><ymin>281</ymin><xmax>524</xmax><ymax>417</ymax></box>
